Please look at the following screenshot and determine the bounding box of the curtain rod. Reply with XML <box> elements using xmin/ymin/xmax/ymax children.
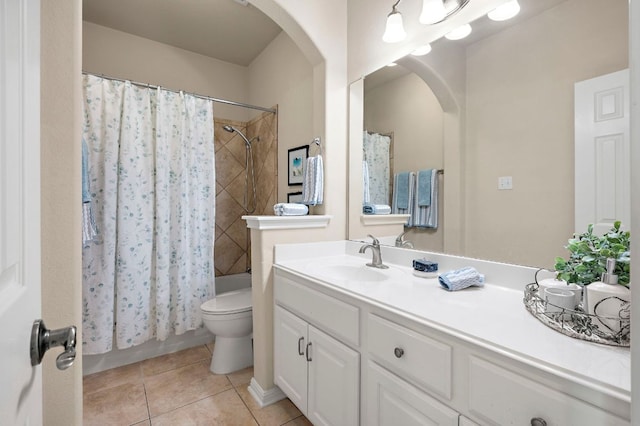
<box><xmin>82</xmin><ymin>71</ymin><xmax>277</xmax><ymax>114</ymax></box>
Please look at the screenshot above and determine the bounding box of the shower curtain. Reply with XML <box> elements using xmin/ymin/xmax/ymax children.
<box><xmin>363</xmin><ymin>131</ymin><xmax>391</xmax><ymax>205</ymax></box>
<box><xmin>82</xmin><ymin>74</ymin><xmax>215</xmax><ymax>355</ymax></box>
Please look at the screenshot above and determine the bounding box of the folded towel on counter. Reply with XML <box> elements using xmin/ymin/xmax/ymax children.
<box><xmin>438</xmin><ymin>267</ymin><xmax>485</xmax><ymax>291</ymax></box>
<box><xmin>417</xmin><ymin>169</ymin><xmax>433</xmax><ymax>207</ymax></box>
<box><xmin>302</xmin><ymin>155</ymin><xmax>323</xmax><ymax>205</ymax></box>
<box><xmin>273</xmin><ymin>203</ymin><xmax>309</xmax><ymax>216</ymax></box>
<box><xmin>362</xmin><ymin>203</ymin><xmax>391</xmax><ymax>215</ymax></box>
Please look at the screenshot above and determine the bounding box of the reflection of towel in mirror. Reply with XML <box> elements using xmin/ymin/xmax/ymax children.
<box><xmin>363</xmin><ymin>203</ymin><xmax>391</xmax><ymax>215</ymax></box>
<box><xmin>362</xmin><ymin>161</ymin><xmax>371</xmax><ymax>204</ymax></box>
<box><xmin>302</xmin><ymin>155</ymin><xmax>323</xmax><ymax>205</ymax></box>
<box><xmin>412</xmin><ymin>169</ymin><xmax>438</xmax><ymax>228</ymax></box>
<box><xmin>82</xmin><ymin>138</ymin><xmax>99</xmax><ymax>246</ymax></box>
<box><xmin>392</xmin><ymin>171</ymin><xmax>414</xmax><ymax>219</ymax></box>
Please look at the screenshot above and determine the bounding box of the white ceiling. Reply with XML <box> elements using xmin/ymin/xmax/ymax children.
<box><xmin>83</xmin><ymin>0</ymin><xmax>283</xmax><ymax>67</ymax></box>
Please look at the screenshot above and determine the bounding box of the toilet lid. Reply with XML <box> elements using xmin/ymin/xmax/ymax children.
<box><xmin>201</xmin><ymin>288</ymin><xmax>252</xmax><ymax>314</ymax></box>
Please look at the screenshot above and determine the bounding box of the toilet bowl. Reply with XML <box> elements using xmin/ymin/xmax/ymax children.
<box><xmin>201</xmin><ymin>287</ymin><xmax>253</xmax><ymax>374</ymax></box>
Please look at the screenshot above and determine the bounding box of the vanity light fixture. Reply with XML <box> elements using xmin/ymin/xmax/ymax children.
<box><xmin>419</xmin><ymin>0</ymin><xmax>446</xmax><ymax>25</ymax></box>
<box><xmin>487</xmin><ymin>0</ymin><xmax>520</xmax><ymax>21</ymax></box>
<box><xmin>411</xmin><ymin>44</ymin><xmax>432</xmax><ymax>56</ymax></box>
<box><xmin>445</xmin><ymin>23</ymin><xmax>472</xmax><ymax>40</ymax></box>
<box><xmin>382</xmin><ymin>0</ymin><xmax>407</xmax><ymax>43</ymax></box>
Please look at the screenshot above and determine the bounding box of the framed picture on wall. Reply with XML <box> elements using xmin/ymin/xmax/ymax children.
<box><xmin>287</xmin><ymin>192</ymin><xmax>303</xmax><ymax>203</ymax></box>
<box><xmin>287</xmin><ymin>145</ymin><xmax>308</xmax><ymax>186</ymax></box>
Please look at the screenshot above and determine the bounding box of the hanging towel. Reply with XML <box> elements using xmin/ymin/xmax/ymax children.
<box><xmin>302</xmin><ymin>155</ymin><xmax>324</xmax><ymax>206</ymax></box>
<box><xmin>363</xmin><ymin>203</ymin><xmax>391</xmax><ymax>215</ymax></box>
<box><xmin>82</xmin><ymin>138</ymin><xmax>99</xmax><ymax>246</ymax></box>
<box><xmin>394</xmin><ymin>172</ymin><xmax>411</xmax><ymax>209</ymax></box>
<box><xmin>411</xmin><ymin>169</ymin><xmax>439</xmax><ymax>228</ymax></box>
<box><xmin>362</xmin><ymin>160</ymin><xmax>371</xmax><ymax>204</ymax></box>
<box><xmin>417</xmin><ymin>169</ymin><xmax>433</xmax><ymax>207</ymax></box>
<box><xmin>274</xmin><ymin>203</ymin><xmax>309</xmax><ymax>216</ymax></box>
<box><xmin>438</xmin><ymin>267</ymin><xmax>485</xmax><ymax>291</ymax></box>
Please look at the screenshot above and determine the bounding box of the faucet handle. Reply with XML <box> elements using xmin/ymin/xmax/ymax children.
<box><xmin>366</xmin><ymin>234</ymin><xmax>380</xmax><ymax>246</ymax></box>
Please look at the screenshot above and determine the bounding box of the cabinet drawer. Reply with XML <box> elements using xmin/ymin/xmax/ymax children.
<box><xmin>275</xmin><ymin>274</ymin><xmax>359</xmax><ymax>346</ymax></box>
<box><xmin>468</xmin><ymin>355</ymin><xmax>630</xmax><ymax>426</ymax></box>
<box><xmin>367</xmin><ymin>314</ymin><xmax>452</xmax><ymax>400</ymax></box>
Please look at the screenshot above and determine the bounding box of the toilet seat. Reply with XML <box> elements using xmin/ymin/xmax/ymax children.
<box><xmin>201</xmin><ymin>288</ymin><xmax>252</xmax><ymax>315</ymax></box>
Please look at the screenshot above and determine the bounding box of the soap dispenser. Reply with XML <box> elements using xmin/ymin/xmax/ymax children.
<box><xmin>585</xmin><ymin>258</ymin><xmax>630</xmax><ymax>334</ymax></box>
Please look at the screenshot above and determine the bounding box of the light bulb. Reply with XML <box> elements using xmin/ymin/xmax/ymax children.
<box><xmin>445</xmin><ymin>23</ymin><xmax>472</xmax><ymax>40</ymax></box>
<box><xmin>382</xmin><ymin>10</ymin><xmax>407</xmax><ymax>43</ymax></box>
<box><xmin>411</xmin><ymin>44</ymin><xmax>432</xmax><ymax>56</ymax></box>
<box><xmin>488</xmin><ymin>0</ymin><xmax>520</xmax><ymax>21</ymax></box>
<box><xmin>419</xmin><ymin>0</ymin><xmax>446</xmax><ymax>25</ymax></box>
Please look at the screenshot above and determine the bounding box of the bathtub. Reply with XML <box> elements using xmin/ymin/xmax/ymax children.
<box><xmin>216</xmin><ymin>272</ymin><xmax>252</xmax><ymax>294</ymax></box>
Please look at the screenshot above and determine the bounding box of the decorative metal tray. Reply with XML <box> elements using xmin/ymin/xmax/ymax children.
<box><xmin>523</xmin><ymin>273</ymin><xmax>630</xmax><ymax>347</ymax></box>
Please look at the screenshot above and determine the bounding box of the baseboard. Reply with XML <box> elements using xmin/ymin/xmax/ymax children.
<box><xmin>82</xmin><ymin>328</ymin><xmax>214</xmax><ymax>375</ymax></box>
<box><xmin>248</xmin><ymin>377</ymin><xmax>287</xmax><ymax>408</ymax></box>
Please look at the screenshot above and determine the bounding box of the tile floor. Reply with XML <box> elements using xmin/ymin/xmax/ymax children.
<box><xmin>83</xmin><ymin>343</ymin><xmax>312</xmax><ymax>426</ymax></box>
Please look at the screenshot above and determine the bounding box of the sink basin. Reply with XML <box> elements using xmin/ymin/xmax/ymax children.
<box><xmin>308</xmin><ymin>263</ymin><xmax>391</xmax><ymax>282</ymax></box>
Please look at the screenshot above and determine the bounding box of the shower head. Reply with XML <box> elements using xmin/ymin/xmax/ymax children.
<box><xmin>222</xmin><ymin>125</ymin><xmax>255</xmax><ymax>147</ymax></box>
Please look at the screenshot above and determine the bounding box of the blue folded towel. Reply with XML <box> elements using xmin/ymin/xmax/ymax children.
<box><xmin>438</xmin><ymin>267</ymin><xmax>485</xmax><ymax>291</ymax></box>
<box><xmin>417</xmin><ymin>169</ymin><xmax>433</xmax><ymax>207</ymax></box>
<box><xmin>395</xmin><ymin>172</ymin><xmax>411</xmax><ymax>209</ymax></box>
<box><xmin>363</xmin><ymin>204</ymin><xmax>391</xmax><ymax>215</ymax></box>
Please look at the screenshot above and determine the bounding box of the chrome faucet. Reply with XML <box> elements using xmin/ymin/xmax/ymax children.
<box><xmin>395</xmin><ymin>230</ymin><xmax>414</xmax><ymax>249</ymax></box>
<box><xmin>359</xmin><ymin>235</ymin><xmax>389</xmax><ymax>269</ymax></box>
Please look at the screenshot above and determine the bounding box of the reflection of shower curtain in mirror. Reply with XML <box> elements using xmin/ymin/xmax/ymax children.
<box><xmin>363</xmin><ymin>131</ymin><xmax>391</xmax><ymax>205</ymax></box>
<box><xmin>81</xmin><ymin>75</ymin><xmax>215</xmax><ymax>354</ymax></box>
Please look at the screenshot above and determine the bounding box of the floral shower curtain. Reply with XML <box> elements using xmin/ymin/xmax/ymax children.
<box><xmin>82</xmin><ymin>74</ymin><xmax>215</xmax><ymax>354</ymax></box>
<box><xmin>363</xmin><ymin>131</ymin><xmax>391</xmax><ymax>205</ymax></box>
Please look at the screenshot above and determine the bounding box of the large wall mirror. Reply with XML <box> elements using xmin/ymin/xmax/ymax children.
<box><xmin>351</xmin><ymin>0</ymin><xmax>629</xmax><ymax>268</ymax></box>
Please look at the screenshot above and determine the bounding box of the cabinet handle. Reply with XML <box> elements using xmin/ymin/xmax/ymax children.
<box><xmin>394</xmin><ymin>347</ymin><xmax>404</xmax><ymax>358</ymax></box>
<box><xmin>530</xmin><ymin>418</ymin><xmax>547</xmax><ymax>426</ymax></box>
<box><xmin>306</xmin><ymin>342</ymin><xmax>313</xmax><ymax>362</ymax></box>
<box><xmin>298</xmin><ymin>337</ymin><xmax>305</xmax><ymax>356</ymax></box>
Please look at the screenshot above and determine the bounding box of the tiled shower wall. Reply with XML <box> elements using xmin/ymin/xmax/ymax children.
<box><xmin>213</xmin><ymin>111</ymin><xmax>278</xmax><ymax>276</ymax></box>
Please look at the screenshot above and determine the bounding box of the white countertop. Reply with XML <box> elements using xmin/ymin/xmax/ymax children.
<box><xmin>274</xmin><ymin>240</ymin><xmax>631</xmax><ymax>403</ymax></box>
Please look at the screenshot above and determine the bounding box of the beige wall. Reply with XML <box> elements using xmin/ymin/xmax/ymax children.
<box><xmin>82</xmin><ymin>21</ymin><xmax>252</xmax><ymax>122</ymax></box>
<box><xmin>247</xmin><ymin>31</ymin><xmax>314</xmax><ymax>202</ymax></box>
<box><xmin>41</xmin><ymin>0</ymin><xmax>83</xmax><ymax>424</ymax></box>
<box><xmin>464</xmin><ymin>0</ymin><xmax>628</xmax><ymax>267</ymax></box>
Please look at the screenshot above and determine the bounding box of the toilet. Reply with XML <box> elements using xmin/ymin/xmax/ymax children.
<box><xmin>200</xmin><ymin>287</ymin><xmax>253</xmax><ymax>374</ymax></box>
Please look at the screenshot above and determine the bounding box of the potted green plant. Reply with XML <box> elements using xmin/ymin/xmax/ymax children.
<box><xmin>554</xmin><ymin>221</ymin><xmax>630</xmax><ymax>287</ymax></box>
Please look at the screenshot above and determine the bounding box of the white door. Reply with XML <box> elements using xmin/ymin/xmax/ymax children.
<box><xmin>0</xmin><ymin>0</ymin><xmax>43</xmax><ymax>423</ymax></box>
<box><xmin>575</xmin><ymin>69</ymin><xmax>630</xmax><ymax>235</ymax></box>
<box><xmin>273</xmin><ymin>306</ymin><xmax>309</xmax><ymax>413</ymax></box>
<box><xmin>307</xmin><ymin>325</ymin><xmax>359</xmax><ymax>426</ymax></box>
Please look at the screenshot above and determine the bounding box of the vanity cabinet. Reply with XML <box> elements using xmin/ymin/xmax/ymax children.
<box><xmin>273</xmin><ymin>264</ymin><xmax>630</xmax><ymax>426</ymax></box>
<box><xmin>274</xmin><ymin>277</ymin><xmax>360</xmax><ymax>426</ymax></box>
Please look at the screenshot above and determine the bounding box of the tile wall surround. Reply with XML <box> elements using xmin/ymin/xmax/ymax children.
<box><xmin>214</xmin><ymin>110</ymin><xmax>278</xmax><ymax>277</ymax></box>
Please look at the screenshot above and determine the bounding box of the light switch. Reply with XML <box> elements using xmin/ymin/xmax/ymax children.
<box><xmin>498</xmin><ymin>176</ymin><xmax>513</xmax><ymax>190</ymax></box>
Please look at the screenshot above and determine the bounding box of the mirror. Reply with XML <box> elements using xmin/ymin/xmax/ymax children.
<box><xmin>353</xmin><ymin>0</ymin><xmax>629</xmax><ymax>268</ymax></box>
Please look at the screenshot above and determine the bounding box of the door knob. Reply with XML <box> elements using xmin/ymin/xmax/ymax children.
<box><xmin>30</xmin><ymin>319</ymin><xmax>77</xmax><ymax>370</ymax></box>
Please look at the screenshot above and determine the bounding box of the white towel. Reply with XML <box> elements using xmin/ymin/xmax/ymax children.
<box><xmin>274</xmin><ymin>203</ymin><xmax>309</xmax><ymax>216</ymax></box>
<box><xmin>302</xmin><ymin>155</ymin><xmax>323</xmax><ymax>205</ymax></box>
<box><xmin>362</xmin><ymin>160</ymin><xmax>371</xmax><ymax>204</ymax></box>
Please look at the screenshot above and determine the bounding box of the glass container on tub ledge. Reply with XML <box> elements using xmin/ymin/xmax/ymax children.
<box><xmin>523</xmin><ymin>221</ymin><xmax>631</xmax><ymax>346</ymax></box>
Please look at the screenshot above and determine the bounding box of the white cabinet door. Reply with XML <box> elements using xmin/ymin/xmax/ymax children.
<box><xmin>307</xmin><ymin>325</ymin><xmax>360</xmax><ymax>426</ymax></box>
<box><xmin>366</xmin><ymin>361</ymin><xmax>459</xmax><ymax>426</ymax></box>
<box><xmin>274</xmin><ymin>306</ymin><xmax>309</xmax><ymax>413</ymax></box>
